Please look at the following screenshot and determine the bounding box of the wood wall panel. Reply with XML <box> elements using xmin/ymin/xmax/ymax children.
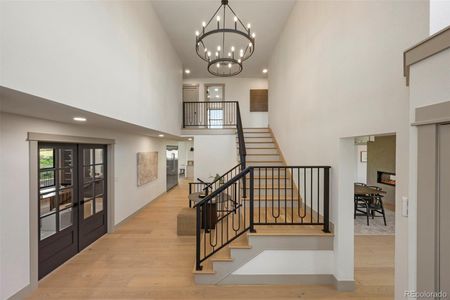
<box><xmin>250</xmin><ymin>89</ymin><xmax>268</xmax><ymax>112</ymax></box>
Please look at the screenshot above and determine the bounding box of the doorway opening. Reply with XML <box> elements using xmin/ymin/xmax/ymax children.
<box><xmin>38</xmin><ymin>143</ymin><xmax>107</xmax><ymax>279</ymax></box>
<box><xmin>351</xmin><ymin>134</ymin><xmax>396</xmax><ymax>295</ymax></box>
<box><xmin>166</xmin><ymin>145</ymin><xmax>179</xmax><ymax>191</ymax></box>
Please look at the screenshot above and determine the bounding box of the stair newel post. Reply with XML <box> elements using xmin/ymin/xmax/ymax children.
<box><xmin>323</xmin><ymin>167</ymin><xmax>330</xmax><ymax>233</ymax></box>
<box><xmin>249</xmin><ymin>167</ymin><xmax>256</xmax><ymax>233</ymax></box>
<box><xmin>195</xmin><ymin>204</ymin><xmax>202</xmax><ymax>270</ymax></box>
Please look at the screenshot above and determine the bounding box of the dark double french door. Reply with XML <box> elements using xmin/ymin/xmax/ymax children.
<box><xmin>38</xmin><ymin>143</ymin><xmax>107</xmax><ymax>279</ymax></box>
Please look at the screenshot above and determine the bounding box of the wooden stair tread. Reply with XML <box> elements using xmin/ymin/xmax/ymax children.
<box><xmin>193</xmin><ymin>261</ymin><xmax>215</xmax><ymax>275</ymax></box>
<box><xmin>242</xmin><ymin>147</ymin><xmax>277</xmax><ymax>149</ymax></box>
<box><xmin>247</xmin><ymin>160</ymin><xmax>284</xmax><ymax>163</ymax></box>
<box><xmin>246</xmin><ymin>153</ymin><xmax>280</xmax><ymax>156</ymax></box>
<box><xmin>241</xmin><ymin>142</ymin><xmax>275</xmax><ymax>144</ymax></box>
<box><xmin>249</xmin><ymin>225</ymin><xmax>333</xmax><ymax>236</ymax></box>
<box><xmin>241</xmin><ymin>186</ymin><xmax>294</xmax><ymax>189</ymax></box>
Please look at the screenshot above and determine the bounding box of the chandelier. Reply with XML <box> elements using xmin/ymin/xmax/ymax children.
<box><xmin>195</xmin><ymin>0</ymin><xmax>255</xmax><ymax>77</ymax></box>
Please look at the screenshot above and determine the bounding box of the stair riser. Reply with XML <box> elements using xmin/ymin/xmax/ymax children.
<box><xmin>242</xmin><ymin>132</ymin><xmax>272</xmax><ymax>138</ymax></box>
<box><xmin>243</xmin><ymin>155</ymin><xmax>281</xmax><ymax>161</ymax></box>
<box><xmin>246</xmin><ymin>148</ymin><xmax>279</xmax><ymax>155</ymax></box>
<box><xmin>239</xmin><ymin>137</ymin><xmax>274</xmax><ymax>143</ymax></box>
<box><xmin>243</xmin><ymin>128</ymin><xmax>270</xmax><ymax>133</ymax></box>
<box><xmin>247</xmin><ymin>161</ymin><xmax>284</xmax><ymax>167</ymax></box>
<box><xmin>239</xmin><ymin>143</ymin><xmax>275</xmax><ymax>148</ymax></box>
<box><xmin>241</xmin><ymin>189</ymin><xmax>294</xmax><ymax>196</ymax></box>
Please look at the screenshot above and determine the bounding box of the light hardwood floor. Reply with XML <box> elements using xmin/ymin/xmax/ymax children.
<box><xmin>27</xmin><ymin>180</ymin><xmax>394</xmax><ymax>299</ymax></box>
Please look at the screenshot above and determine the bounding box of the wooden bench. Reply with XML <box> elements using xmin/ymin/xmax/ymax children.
<box><xmin>177</xmin><ymin>208</ymin><xmax>195</xmax><ymax>236</ymax></box>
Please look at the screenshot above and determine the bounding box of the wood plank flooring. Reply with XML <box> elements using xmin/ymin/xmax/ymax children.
<box><xmin>27</xmin><ymin>180</ymin><xmax>394</xmax><ymax>299</ymax></box>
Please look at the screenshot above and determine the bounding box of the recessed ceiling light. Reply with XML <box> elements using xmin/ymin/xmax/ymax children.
<box><xmin>215</xmin><ymin>88</ymin><xmax>219</xmax><ymax>92</ymax></box>
<box><xmin>185</xmin><ymin>69</ymin><xmax>191</xmax><ymax>74</ymax></box>
<box><xmin>262</xmin><ymin>69</ymin><xmax>268</xmax><ymax>74</ymax></box>
<box><xmin>188</xmin><ymin>138</ymin><xmax>193</xmax><ymax>141</ymax></box>
<box><xmin>73</xmin><ymin>117</ymin><xmax>86</xmax><ymax>122</ymax></box>
<box><xmin>158</xmin><ymin>134</ymin><xmax>164</xmax><ymax>137</ymax></box>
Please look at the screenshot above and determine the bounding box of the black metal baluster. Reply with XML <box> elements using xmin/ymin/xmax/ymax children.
<box><xmin>323</xmin><ymin>167</ymin><xmax>330</xmax><ymax>232</ymax></box>
<box><xmin>249</xmin><ymin>168</ymin><xmax>255</xmax><ymax>232</ymax></box>
<box><xmin>317</xmin><ymin>168</ymin><xmax>320</xmax><ymax>224</ymax></box>
<box><xmin>265</xmin><ymin>167</ymin><xmax>267</xmax><ymax>224</ymax></box>
<box><xmin>310</xmin><ymin>168</ymin><xmax>313</xmax><ymax>223</ymax></box>
<box><xmin>284</xmin><ymin>167</ymin><xmax>287</xmax><ymax>224</ymax></box>
<box><xmin>196</xmin><ymin>205</ymin><xmax>202</xmax><ymax>270</ymax></box>
<box><xmin>291</xmin><ymin>167</ymin><xmax>294</xmax><ymax>224</ymax></box>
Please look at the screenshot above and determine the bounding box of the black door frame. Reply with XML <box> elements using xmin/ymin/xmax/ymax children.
<box><xmin>37</xmin><ymin>143</ymin><xmax>79</xmax><ymax>279</ymax></box>
<box><xmin>37</xmin><ymin>142</ymin><xmax>108</xmax><ymax>279</ymax></box>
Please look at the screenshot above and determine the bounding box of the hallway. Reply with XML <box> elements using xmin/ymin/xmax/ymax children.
<box><xmin>28</xmin><ymin>181</ymin><xmax>394</xmax><ymax>299</ymax></box>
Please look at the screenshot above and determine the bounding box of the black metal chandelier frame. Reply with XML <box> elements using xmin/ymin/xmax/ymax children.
<box><xmin>195</xmin><ymin>0</ymin><xmax>255</xmax><ymax>77</ymax></box>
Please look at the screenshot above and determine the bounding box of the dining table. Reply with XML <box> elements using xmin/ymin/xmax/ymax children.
<box><xmin>354</xmin><ymin>184</ymin><xmax>387</xmax><ymax>196</ymax></box>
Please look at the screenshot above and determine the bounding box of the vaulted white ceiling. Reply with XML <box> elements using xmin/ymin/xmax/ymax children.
<box><xmin>151</xmin><ymin>0</ymin><xmax>296</xmax><ymax>78</ymax></box>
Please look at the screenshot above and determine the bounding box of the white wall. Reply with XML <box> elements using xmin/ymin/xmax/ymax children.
<box><xmin>408</xmin><ymin>48</ymin><xmax>450</xmax><ymax>294</ymax></box>
<box><xmin>430</xmin><ymin>0</ymin><xmax>450</xmax><ymax>35</ymax></box>
<box><xmin>0</xmin><ymin>1</ymin><xmax>182</xmax><ymax>135</ymax></box>
<box><xmin>0</xmin><ymin>113</ymin><xmax>169</xmax><ymax>300</ymax></box>
<box><xmin>268</xmin><ymin>0</ymin><xmax>428</xmax><ymax>297</ymax></box>
<box><xmin>356</xmin><ymin>145</ymin><xmax>367</xmax><ymax>184</ymax></box>
<box><xmin>233</xmin><ymin>250</ymin><xmax>334</xmax><ymax>275</ymax></box>
<box><xmin>183</xmin><ymin>78</ymin><xmax>268</xmax><ymax>128</ymax></box>
<box><xmin>193</xmin><ymin>135</ymin><xmax>238</xmax><ymax>182</ymax></box>
<box><xmin>177</xmin><ymin>140</ymin><xmax>194</xmax><ymax>175</ymax></box>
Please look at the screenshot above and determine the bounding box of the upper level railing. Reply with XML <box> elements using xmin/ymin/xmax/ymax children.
<box><xmin>183</xmin><ymin>100</ymin><xmax>247</xmax><ymax>194</ymax></box>
<box><xmin>183</xmin><ymin>101</ymin><xmax>238</xmax><ymax>129</ymax></box>
<box><xmin>194</xmin><ymin>165</ymin><xmax>330</xmax><ymax>271</ymax></box>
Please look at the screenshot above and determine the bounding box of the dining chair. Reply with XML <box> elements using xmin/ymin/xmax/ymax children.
<box><xmin>367</xmin><ymin>185</ymin><xmax>387</xmax><ymax>226</ymax></box>
<box><xmin>354</xmin><ymin>183</ymin><xmax>371</xmax><ymax>225</ymax></box>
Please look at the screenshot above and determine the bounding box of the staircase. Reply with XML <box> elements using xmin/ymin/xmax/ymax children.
<box><xmin>193</xmin><ymin>127</ymin><xmax>333</xmax><ymax>285</ymax></box>
<box><xmin>183</xmin><ymin>102</ymin><xmax>332</xmax><ymax>286</ymax></box>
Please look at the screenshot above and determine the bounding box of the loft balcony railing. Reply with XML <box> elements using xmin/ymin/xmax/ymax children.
<box><xmin>182</xmin><ymin>101</ymin><xmax>239</xmax><ymax>129</ymax></box>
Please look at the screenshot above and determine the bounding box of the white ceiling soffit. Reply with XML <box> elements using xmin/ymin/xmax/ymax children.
<box><xmin>0</xmin><ymin>86</ymin><xmax>184</xmax><ymax>141</ymax></box>
<box><xmin>151</xmin><ymin>0</ymin><xmax>296</xmax><ymax>78</ymax></box>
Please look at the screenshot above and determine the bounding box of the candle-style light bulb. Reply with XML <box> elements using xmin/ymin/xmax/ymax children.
<box><xmin>202</xmin><ymin>21</ymin><xmax>206</xmax><ymax>27</ymax></box>
<box><xmin>217</xmin><ymin>45</ymin><xmax>221</xmax><ymax>51</ymax></box>
<box><xmin>215</xmin><ymin>52</ymin><xmax>219</xmax><ymax>57</ymax></box>
<box><xmin>247</xmin><ymin>23</ymin><xmax>251</xmax><ymax>29</ymax></box>
<box><xmin>204</xmin><ymin>48</ymin><xmax>208</xmax><ymax>52</ymax></box>
<box><xmin>228</xmin><ymin>52</ymin><xmax>231</xmax><ymax>57</ymax></box>
<box><xmin>228</xmin><ymin>63</ymin><xmax>232</xmax><ymax>68</ymax></box>
<box><xmin>231</xmin><ymin>46</ymin><xmax>235</xmax><ymax>52</ymax></box>
<box><xmin>216</xmin><ymin>63</ymin><xmax>220</xmax><ymax>68</ymax></box>
<box><xmin>216</xmin><ymin>16</ymin><xmax>221</xmax><ymax>22</ymax></box>
<box><xmin>234</xmin><ymin>16</ymin><xmax>238</xmax><ymax>22</ymax></box>
<box><xmin>238</xmin><ymin>59</ymin><xmax>241</xmax><ymax>63</ymax></box>
<box><xmin>207</xmin><ymin>51</ymin><xmax>211</xmax><ymax>57</ymax></box>
<box><xmin>252</xmin><ymin>33</ymin><xmax>256</xmax><ymax>38</ymax></box>
<box><xmin>195</xmin><ymin>31</ymin><xmax>199</xmax><ymax>36</ymax></box>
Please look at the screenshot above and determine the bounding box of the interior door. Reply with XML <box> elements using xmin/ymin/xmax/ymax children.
<box><xmin>183</xmin><ymin>84</ymin><xmax>200</xmax><ymax>126</ymax></box>
<box><xmin>78</xmin><ymin>144</ymin><xmax>107</xmax><ymax>250</ymax></box>
<box><xmin>38</xmin><ymin>143</ymin><xmax>78</xmax><ymax>279</ymax></box>
<box><xmin>438</xmin><ymin>124</ymin><xmax>450</xmax><ymax>295</ymax></box>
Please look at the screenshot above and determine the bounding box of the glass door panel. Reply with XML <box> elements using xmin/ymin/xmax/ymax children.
<box><xmin>38</xmin><ymin>143</ymin><xmax>78</xmax><ymax>280</ymax></box>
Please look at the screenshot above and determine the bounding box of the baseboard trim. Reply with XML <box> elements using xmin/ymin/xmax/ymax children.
<box><xmin>333</xmin><ymin>276</ymin><xmax>356</xmax><ymax>291</ymax></box>
<box><xmin>219</xmin><ymin>274</ymin><xmax>335</xmax><ymax>285</ymax></box>
<box><xmin>7</xmin><ymin>282</ymin><xmax>36</xmax><ymax>300</ymax></box>
<box><xmin>217</xmin><ymin>274</ymin><xmax>355</xmax><ymax>291</ymax></box>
